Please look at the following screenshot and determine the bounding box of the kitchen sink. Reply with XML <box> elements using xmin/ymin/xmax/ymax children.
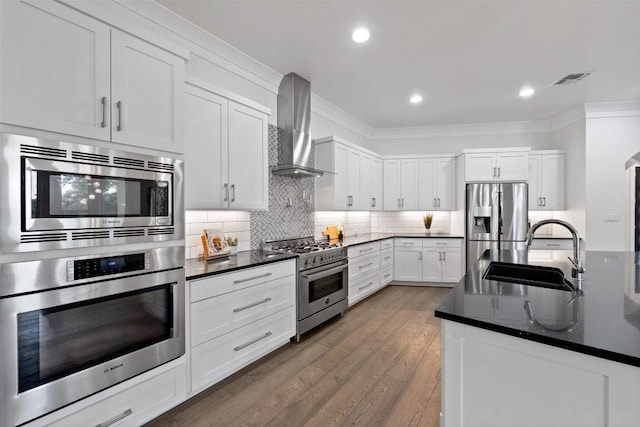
<box><xmin>483</xmin><ymin>261</ymin><xmax>574</xmax><ymax>291</ymax></box>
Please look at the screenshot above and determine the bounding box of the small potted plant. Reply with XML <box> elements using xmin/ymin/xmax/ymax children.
<box><xmin>423</xmin><ymin>213</ymin><xmax>433</xmax><ymax>233</ymax></box>
<box><xmin>226</xmin><ymin>236</ymin><xmax>238</xmax><ymax>254</ymax></box>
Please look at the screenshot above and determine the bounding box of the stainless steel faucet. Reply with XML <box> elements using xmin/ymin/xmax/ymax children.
<box><xmin>526</xmin><ymin>219</ymin><xmax>585</xmax><ymax>290</ymax></box>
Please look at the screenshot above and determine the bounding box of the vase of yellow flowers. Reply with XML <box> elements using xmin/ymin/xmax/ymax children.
<box><xmin>423</xmin><ymin>213</ymin><xmax>433</xmax><ymax>233</ymax></box>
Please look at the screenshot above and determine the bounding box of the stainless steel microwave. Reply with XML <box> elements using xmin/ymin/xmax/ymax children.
<box><xmin>0</xmin><ymin>133</ymin><xmax>184</xmax><ymax>253</ymax></box>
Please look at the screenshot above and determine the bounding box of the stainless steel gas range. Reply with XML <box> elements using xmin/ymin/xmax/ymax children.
<box><xmin>263</xmin><ymin>237</ymin><xmax>348</xmax><ymax>341</ymax></box>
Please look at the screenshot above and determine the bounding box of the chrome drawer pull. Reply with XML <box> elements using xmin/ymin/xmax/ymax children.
<box><xmin>383</xmin><ymin>273</ymin><xmax>391</xmax><ymax>278</ymax></box>
<box><xmin>547</xmin><ymin>243</ymin><xmax>560</xmax><ymax>247</ymax></box>
<box><xmin>95</xmin><ymin>409</ymin><xmax>133</xmax><ymax>427</ymax></box>
<box><xmin>359</xmin><ymin>282</ymin><xmax>374</xmax><ymax>291</ymax></box>
<box><xmin>384</xmin><ymin>256</ymin><xmax>391</xmax><ymax>260</ymax></box>
<box><xmin>436</xmin><ymin>242</ymin><xmax>448</xmax><ymax>246</ymax></box>
<box><xmin>223</xmin><ymin>183</ymin><xmax>229</xmax><ymax>202</ymax></box>
<box><xmin>358</xmin><ymin>262</ymin><xmax>374</xmax><ymax>269</ymax></box>
<box><xmin>233</xmin><ymin>272</ymin><xmax>272</xmax><ymax>284</ymax></box>
<box><xmin>234</xmin><ymin>331</ymin><xmax>272</xmax><ymax>351</ymax></box>
<box><xmin>233</xmin><ymin>297</ymin><xmax>272</xmax><ymax>313</ymax></box>
<box><xmin>402</xmin><ymin>242</ymin><xmax>414</xmax><ymax>245</ymax></box>
<box><xmin>100</xmin><ymin>96</ymin><xmax>107</xmax><ymax>128</ymax></box>
<box><xmin>116</xmin><ymin>101</ymin><xmax>123</xmax><ymax>131</ymax></box>
<box><xmin>359</xmin><ymin>247</ymin><xmax>374</xmax><ymax>253</ymax></box>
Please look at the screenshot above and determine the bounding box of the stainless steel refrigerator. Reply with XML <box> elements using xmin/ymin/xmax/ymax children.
<box><xmin>466</xmin><ymin>182</ymin><xmax>528</xmax><ymax>271</ymax></box>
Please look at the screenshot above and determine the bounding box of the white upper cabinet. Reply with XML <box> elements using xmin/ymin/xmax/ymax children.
<box><xmin>529</xmin><ymin>152</ymin><xmax>566</xmax><ymax>211</ymax></box>
<box><xmin>0</xmin><ymin>0</ymin><xmax>186</xmax><ymax>153</ymax></box>
<box><xmin>464</xmin><ymin>150</ymin><xmax>529</xmax><ymax>182</ymax></box>
<box><xmin>184</xmin><ymin>81</ymin><xmax>269</xmax><ymax>210</ymax></box>
<box><xmin>315</xmin><ymin>137</ymin><xmax>382</xmax><ymax>211</ymax></box>
<box><xmin>418</xmin><ymin>157</ymin><xmax>456</xmax><ymax>210</ymax></box>
<box><xmin>384</xmin><ymin>159</ymin><xmax>419</xmax><ymax>210</ymax></box>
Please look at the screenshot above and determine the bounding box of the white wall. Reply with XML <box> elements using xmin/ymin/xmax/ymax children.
<box><xmin>585</xmin><ymin>113</ymin><xmax>640</xmax><ymax>251</ymax></box>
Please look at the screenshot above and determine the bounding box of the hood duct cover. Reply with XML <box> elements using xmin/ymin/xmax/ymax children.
<box><xmin>272</xmin><ymin>72</ymin><xmax>326</xmax><ymax>177</ymax></box>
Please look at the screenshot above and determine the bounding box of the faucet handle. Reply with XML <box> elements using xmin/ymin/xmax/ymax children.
<box><xmin>568</xmin><ymin>256</ymin><xmax>585</xmax><ymax>273</ymax></box>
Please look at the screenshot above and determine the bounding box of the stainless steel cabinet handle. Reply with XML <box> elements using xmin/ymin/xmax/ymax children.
<box><xmin>438</xmin><ymin>251</ymin><xmax>442</xmax><ymax>261</ymax></box>
<box><xmin>223</xmin><ymin>183</ymin><xmax>229</xmax><ymax>202</ymax></box>
<box><xmin>547</xmin><ymin>243</ymin><xmax>560</xmax><ymax>247</ymax></box>
<box><xmin>433</xmin><ymin>198</ymin><xmax>437</xmax><ymax>207</ymax></box>
<box><xmin>437</xmin><ymin>198</ymin><xmax>441</xmax><ymax>207</ymax></box>
<box><xmin>100</xmin><ymin>96</ymin><xmax>107</xmax><ymax>128</ymax></box>
<box><xmin>497</xmin><ymin>167</ymin><xmax>501</xmax><ymax>177</ymax></box>
<box><xmin>398</xmin><ymin>198</ymin><xmax>401</xmax><ymax>208</ymax></box>
<box><xmin>443</xmin><ymin>251</ymin><xmax>446</xmax><ymax>261</ymax></box>
<box><xmin>402</xmin><ymin>198</ymin><xmax>405</xmax><ymax>208</ymax></box>
<box><xmin>542</xmin><ymin>197</ymin><xmax>546</xmax><ymax>206</ymax></box>
<box><xmin>538</xmin><ymin>197</ymin><xmax>542</xmax><ymax>206</ymax></box>
<box><xmin>493</xmin><ymin>167</ymin><xmax>496</xmax><ymax>177</ymax></box>
<box><xmin>233</xmin><ymin>297</ymin><xmax>272</xmax><ymax>313</ymax></box>
<box><xmin>359</xmin><ymin>282</ymin><xmax>374</xmax><ymax>291</ymax></box>
<box><xmin>402</xmin><ymin>241</ymin><xmax>414</xmax><ymax>245</ymax></box>
<box><xmin>359</xmin><ymin>247</ymin><xmax>374</xmax><ymax>253</ymax></box>
<box><xmin>116</xmin><ymin>101</ymin><xmax>123</xmax><ymax>131</ymax></box>
<box><xmin>358</xmin><ymin>262</ymin><xmax>374</xmax><ymax>269</ymax></box>
<box><xmin>231</xmin><ymin>184</ymin><xmax>236</xmax><ymax>202</ymax></box>
<box><xmin>384</xmin><ymin>273</ymin><xmax>391</xmax><ymax>278</ymax></box>
<box><xmin>384</xmin><ymin>256</ymin><xmax>391</xmax><ymax>260</ymax></box>
<box><xmin>233</xmin><ymin>272</ymin><xmax>272</xmax><ymax>284</ymax></box>
<box><xmin>95</xmin><ymin>409</ymin><xmax>133</xmax><ymax>427</ymax></box>
<box><xmin>234</xmin><ymin>331</ymin><xmax>272</xmax><ymax>351</ymax></box>
<box><xmin>419</xmin><ymin>251</ymin><xmax>423</xmax><ymax>260</ymax></box>
<box><xmin>372</xmin><ymin>197</ymin><xmax>376</xmax><ymax>207</ymax></box>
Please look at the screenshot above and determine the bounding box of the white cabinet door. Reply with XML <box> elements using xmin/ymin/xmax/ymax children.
<box><xmin>400</xmin><ymin>159</ymin><xmax>420</xmax><ymax>210</ymax></box>
<box><xmin>111</xmin><ymin>30</ymin><xmax>184</xmax><ymax>153</ymax></box>
<box><xmin>442</xmin><ymin>248</ymin><xmax>463</xmax><ymax>283</ymax></box>
<box><xmin>0</xmin><ymin>0</ymin><xmax>110</xmax><ymax>140</ymax></box>
<box><xmin>496</xmin><ymin>152</ymin><xmax>528</xmax><ymax>181</ymax></box>
<box><xmin>184</xmin><ymin>85</ymin><xmax>228</xmax><ymax>209</ymax></box>
<box><xmin>437</xmin><ymin>157</ymin><xmax>456</xmax><ymax>210</ymax></box>
<box><xmin>393</xmin><ymin>247</ymin><xmax>422</xmax><ymax>281</ymax></box>
<box><xmin>422</xmin><ymin>248</ymin><xmax>442</xmax><ymax>282</ymax></box>
<box><xmin>347</xmin><ymin>148</ymin><xmax>361</xmax><ymax>209</ymax></box>
<box><xmin>540</xmin><ymin>154</ymin><xmax>565</xmax><ymax>210</ymax></box>
<box><xmin>371</xmin><ymin>157</ymin><xmax>383</xmax><ymax>211</ymax></box>
<box><xmin>332</xmin><ymin>143</ymin><xmax>350</xmax><ymax>210</ymax></box>
<box><xmin>359</xmin><ymin>154</ymin><xmax>372</xmax><ymax>210</ymax></box>
<box><xmin>228</xmin><ymin>101</ymin><xmax>268</xmax><ymax>210</ymax></box>
<box><xmin>419</xmin><ymin>159</ymin><xmax>438</xmax><ymax>210</ymax></box>
<box><xmin>465</xmin><ymin>153</ymin><xmax>496</xmax><ymax>181</ymax></box>
<box><xmin>384</xmin><ymin>160</ymin><xmax>402</xmax><ymax>210</ymax></box>
<box><xmin>528</xmin><ymin>155</ymin><xmax>542</xmax><ymax>209</ymax></box>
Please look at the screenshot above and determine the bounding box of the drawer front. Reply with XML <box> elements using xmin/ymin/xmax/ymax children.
<box><xmin>349</xmin><ymin>253</ymin><xmax>380</xmax><ymax>280</ymax></box>
<box><xmin>349</xmin><ymin>270</ymin><xmax>380</xmax><ymax>297</ymax></box>
<box><xmin>191</xmin><ymin>307</ymin><xmax>294</xmax><ymax>391</ymax></box>
<box><xmin>348</xmin><ymin>241</ymin><xmax>381</xmax><ymax>258</ymax></box>
<box><xmin>191</xmin><ymin>275</ymin><xmax>295</xmax><ymax>346</ymax></box>
<box><xmin>395</xmin><ymin>238</ymin><xmax>421</xmax><ymax>248</ymax></box>
<box><xmin>47</xmin><ymin>360</ymin><xmax>186</xmax><ymax>427</ymax></box>
<box><xmin>423</xmin><ymin>238</ymin><xmax>463</xmax><ymax>248</ymax></box>
<box><xmin>380</xmin><ymin>239</ymin><xmax>394</xmax><ymax>250</ymax></box>
<box><xmin>190</xmin><ymin>259</ymin><xmax>296</xmax><ymax>302</ymax></box>
<box><xmin>380</xmin><ymin>247</ymin><xmax>394</xmax><ymax>267</ymax></box>
<box><xmin>381</xmin><ymin>266</ymin><xmax>393</xmax><ymax>285</ymax></box>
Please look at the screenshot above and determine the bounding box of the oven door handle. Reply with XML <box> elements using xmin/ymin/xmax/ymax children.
<box><xmin>301</xmin><ymin>263</ymin><xmax>348</xmax><ymax>282</ymax></box>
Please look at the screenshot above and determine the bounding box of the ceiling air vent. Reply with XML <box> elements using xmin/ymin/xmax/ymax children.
<box><xmin>552</xmin><ymin>73</ymin><xmax>592</xmax><ymax>86</ymax></box>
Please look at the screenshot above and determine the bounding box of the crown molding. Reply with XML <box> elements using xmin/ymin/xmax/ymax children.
<box><xmin>371</xmin><ymin>120</ymin><xmax>551</xmax><ymax>140</ymax></box>
<box><xmin>549</xmin><ymin>106</ymin><xmax>586</xmax><ymax>132</ymax></box>
<box><xmin>310</xmin><ymin>93</ymin><xmax>375</xmax><ymax>140</ymax></box>
<box><xmin>584</xmin><ymin>101</ymin><xmax>640</xmax><ymax>118</ymax></box>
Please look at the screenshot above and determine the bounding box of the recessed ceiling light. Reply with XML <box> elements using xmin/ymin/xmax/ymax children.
<box><xmin>352</xmin><ymin>28</ymin><xmax>370</xmax><ymax>43</ymax></box>
<box><xmin>410</xmin><ymin>94</ymin><xmax>423</xmax><ymax>104</ymax></box>
<box><xmin>519</xmin><ymin>87</ymin><xmax>535</xmax><ymax>98</ymax></box>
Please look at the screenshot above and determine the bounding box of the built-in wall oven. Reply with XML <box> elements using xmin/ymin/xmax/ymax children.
<box><xmin>0</xmin><ymin>133</ymin><xmax>184</xmax><ymax>254</ymax></box>
<box><xmin>0</xmin><ymin>246</ymin><xmax>185</xmax><ymax>427</ymax></box>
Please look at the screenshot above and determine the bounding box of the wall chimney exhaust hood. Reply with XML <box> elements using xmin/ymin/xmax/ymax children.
<box><xmin>272</xmin><ymin>72</ymin><xmax>326</xmax><ymax>177</ymax></box>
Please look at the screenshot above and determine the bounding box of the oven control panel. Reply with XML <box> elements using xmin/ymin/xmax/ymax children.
<box><xmin>67</xmin><ymin>252</ymin><xmax>150</xmax><ymax>281</ymax></box>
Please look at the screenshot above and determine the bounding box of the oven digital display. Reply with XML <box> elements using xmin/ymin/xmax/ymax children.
<box><xmin>74</xmin><ymin>253</ymin><xmax>146</xmax><ymax>280</ymax></box>
<box><xmin>101</xmin><ymin>257</ymin><xmax>126</xmax><ymax>272</ymax></box>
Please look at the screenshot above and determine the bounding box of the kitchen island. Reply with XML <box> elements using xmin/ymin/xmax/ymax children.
<box><xmin>435</xmin><ymin>250</ymin><xmax>640</xmax><ymax>427</ymax></box>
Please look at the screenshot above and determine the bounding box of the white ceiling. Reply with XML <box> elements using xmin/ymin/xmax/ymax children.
<box><xmin>158</xmin><ymin>0</ymin><xmax>640</xmax><ymax>129</ymax></box>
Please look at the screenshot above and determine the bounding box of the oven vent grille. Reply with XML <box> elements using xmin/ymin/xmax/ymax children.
<box><xmin>20</xmin><ymin>144</ymin><xmax>66</xmax><ymax>158</ymax></box>
<box><xmin>114</xmin><ymin>157</ymin><xmax>145</xmax><ymax>168</ymax></box>
<box><xmin>148</xmin><ymin>227</ymin><xmax>175</xmax><ymax>236</ymax></box>
<box><xmin>114</xmin><ymin>229</ymin><xmax>145</xmax><ymax>237</ymax></box>
<box><xmin>20</xmin><ymin>233</ymin><xmax>67</xmax><ymax>243</ymax></box>
<box><xmin>71</xmin><ymin>152</ymin><xmax>109</xmax><ymax>163</ymax></box>
<box><xmin>148</xmin><ymin>161</ymin><xmax>175</xmax><ymax>172</ymax></box>
<box><xmin>71</xmin><ymin>230</ymin><xmax>110</xmax><ymax>240</ymax></box>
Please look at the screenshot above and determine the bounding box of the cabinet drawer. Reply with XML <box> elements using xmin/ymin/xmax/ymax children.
<box><xmin>380</xmin><ymin>248</ymin><xmax>394</xmax><ymax>267</ymax></box>
<box><xmin>190</xmin><ymin>260</ymin><xmax>295</xmax><ymax>302</ymax></box>
<box><xmin>191</xmin><ymin>307</ymin><xmax>294</xmax><ymax>391</ymax></box>
<box><xmin>191</xmin><ymin>275</ymin><xmax>295</xmax><ymax>346</ymax></box>
<box><xmin>380</xmin><ymin>239</ymin><xmax>394</xmax><ymax>250</ymax></box>
<box><xmin>46</xmin><ymin>359</ymin><xmax>186</xmax><ymax>427</ymax></box>
<box><xmin>423</xmin><ymin>238</ymin><xmax>462</xmax><ymax>248</ymax></box>
<box><xmin>395</xmin><ymin>238</ymin><xmax>421</xmax><ymax>248</ymax></box>
<box><xmin>349</xmin><ymin>254</ymin><xmax>380</xmax><ymax>280</ymax></box>
<box><xmin>349</xmin><ymin>271</ymin><xmax>380</xmax><ymax>300</ymax></box>
<box><xmin>348</xmin><ymin>241</ymin><xmax>381</xmax><ymax>258</ymax></box>
<box><xmin>381</xmin><ymin>266</ymin><xmax>393</xmax><ymax>285</ymax></box>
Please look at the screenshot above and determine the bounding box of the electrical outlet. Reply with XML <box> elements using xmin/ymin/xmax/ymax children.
<box><xmin>603</xmin><ymin>214</ymin><xmax>620</xmax><ymax>223</ymax></box>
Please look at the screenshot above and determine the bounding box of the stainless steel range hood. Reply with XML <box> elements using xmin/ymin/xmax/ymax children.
<box><xmin>272</xmin><ymin>72</ymin><xmax>326</xmax><ymax>177</ymax></box>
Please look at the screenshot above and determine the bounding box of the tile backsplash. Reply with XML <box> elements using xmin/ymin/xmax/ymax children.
<box><xmin>371</xmin><ymin>211</ymin><xmax>452</xmax><ymax>234</ymax></box>
<box><xmin>184</xmin><ymin>210</ymin><xmax>250</xmax><ymax>259</ymax></box>
<box><xmin>315</xmin><ymin>211</ymin><xmax>372</xmax><ymax>240</ymax></box>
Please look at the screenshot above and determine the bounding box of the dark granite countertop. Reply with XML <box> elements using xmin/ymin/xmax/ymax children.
<box><xmin>435</xmin><ymin>250</ymin><xmax>640</xmax><ymax>367</ymax></box>
<box><xmin>185</xmin><ymin>250</ymin><xmax>297</xmax><ymax>280</ymax></box>
<box><xmin>340</xmin><ymin>232</ymin><xmax>464</xmax><ymax>246</ymax></box>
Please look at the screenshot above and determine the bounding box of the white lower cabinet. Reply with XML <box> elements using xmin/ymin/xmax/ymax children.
<box><xmin>187</xmin><ymin>260</ymin><xmax>296</xmax><ymax>393</ymax></box>
<box><xmin>393</xmin><ymin>238</ymin><xmax>463</xmax><ymax>284</ymax></box>
<box><xmin>347</xmin><ymin>241</ymin><xmax>383</xmax><ymax>305</ymax></box>
<box><xmin>36</xmin><ymin>358</ymin><xmax>187</xmax><ymax>427</ymax></box>
<box><xmin>380</xmin><ymin>245</ymin><xmax>394</xmax><ymax>286</ymax></box>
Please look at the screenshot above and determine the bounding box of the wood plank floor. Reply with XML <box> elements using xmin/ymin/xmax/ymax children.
<box><xmin>145</xmin><ymin>285</ymin><xmax>449</xmax><ymax>427</ymax></box>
